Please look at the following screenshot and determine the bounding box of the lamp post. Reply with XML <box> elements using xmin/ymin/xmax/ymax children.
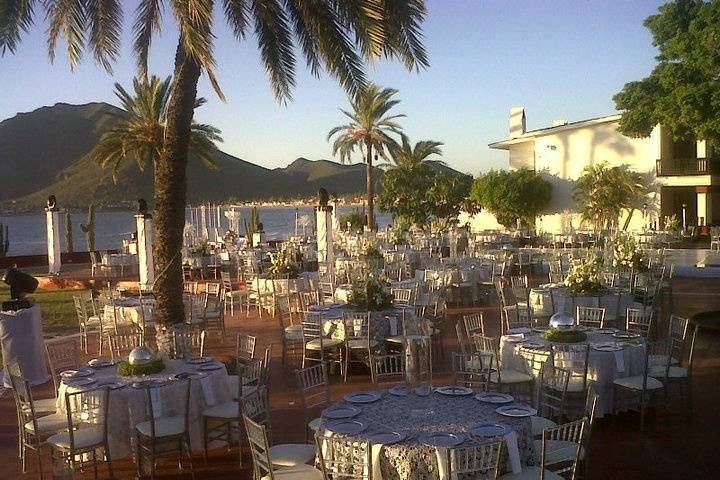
<box><xmin>643</xmin><ymin>202</ymin><xmax>648</xmax><ymax>231</ymax></box>
<box><xmin>682</xmin><ymin>203</ymin><xmax>688</xmax><ymax>232</ymax></box>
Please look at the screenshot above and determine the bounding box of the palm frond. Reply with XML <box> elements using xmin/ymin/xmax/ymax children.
<box><xmin>85</xmin><ymin>0</ymin><xmax>121</xmax><ymax>72</ymax></box>
<box><xmin>132</xmin><ymin>0</ymin><xmax>163</xmax><ymax>78</ymax></box>
<box><xmin>0</xmin><ymin>0</ymin><xmax>37</xmax><ymax>54</ymax></box>
<box><xmin>251</xmin><ymin>0</ymin><xmax>296</xmax><ymax>102</ymax></box>
<box><xmin>223</xmin><ymin>0</ymin><xmax>248</xmax><ymax>39</ymax></box>
<box><xmin>46</xmin><ymin>0</ymin><xmax>87</xmax><ymax>69</ymax></box>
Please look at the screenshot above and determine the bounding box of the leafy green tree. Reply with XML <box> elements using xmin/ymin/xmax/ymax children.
<box><xmin>573</xmin><ymin>162</ymin><xmax>646</xmax><ymax>232</ymax></box>
<box><xmin>427</xmin><ymin>171</ymin><xmax>476</xmax><ymax>227</ymax></box>
<box><xmin>328</xmin><ymin>83</ymin><xmax>407</xmax><ymax>229</ymax></box>
<box><xmin>614</xmin><ymin>0</ymin><xmax>720</xmax><ymax>144</ymax></box>
<box><xmin>471</xmin><ymin>168</ymin><xmax>551</xmax><ymax>228</ymax></box>
<box><xmin>338</xmin><ymin>208</ymin><xmax>365</xmax><ymax>232</ymax></box>
<box><xmin>1</xmin><ymin>1</ymin><xmax>429</xmax><ymax>333</ymax></box>
<box><xmin>90</xmin><ymin>76</ymin><xmax>221</xmax><ymax>182</ymax></box>
<box><xmin>377</xmin><ymin>162</ymin><xmax>434</xmax><ymax>226</ymax></box>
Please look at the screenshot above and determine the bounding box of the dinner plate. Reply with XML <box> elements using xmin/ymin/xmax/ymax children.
<box><xmin>592</xmin><ymin>343</ymin><xmax>624</xmax><ymax>352</ymax></box>
<box><xmin>475</xmin><ymin>392</ymin><xmax>514</xmax><ymax>404</ymax></box>
<box><xmin>414</xmin><ymin>385</ymin><xmax>433</xmax><ymax>397</ymax></box>
<box><xmin>435</xmin><ymin>386</ymin><xmax>474</xmax><ymax>396</ymax></box>
<box><xmin>63</xmin><ymin>377</ymin><xmax>96</xmax><ymax>388</ymax></box>
<box><xmin>325</xmin><ymin>420</ymin><xmax>367</xmax><ymax>435</ymax></box>
<box><xmin>613</xmin><ymin>332</ymin><xmax>641</xmax><ymax>339</ymax></box>
<box><xmin>87</xmin><ymin>359</ymin><xmax>114</xmax><ymax>369</ymax></box>
<box><xmin>186</xmin><ymin>357</ymin><xmax>212</xmax><ymax>364</ymax></box>
<box><xmin>368</xmin><ymin>430</ymin><xmax>407</xmax><ymax>445</ymax></box>
<box><xmin>496</xmin><ymin>404</ymin><xmax>537</xmax><ymax>418</ymax></box>
<box><xmin>388</xmin><ymin>385</ymin><xmax>410</xmax><ymax>397</ymax></box>
<box><xmin>322</xmin><ymin>404</ymin><xmax>361</xmax><ymax>420</ymax></box>
<box><xmin>523</xmin><ymin>341</ymin><xmax>547</xmax><ymax>349</ymax></box>
<box><xmin>95</xmin><ymin>378</ymin><xmax>129</xmax><ymax>389</ymax></box>
<box><xmin>197</xmin><ymin>362</ymin><xmax>223</xmax><ymax>371</ymax></box>
<box><xmin>505</xmin><ymin>336</ymin><xmax>527</xmax><ymax>344</ymax></box>
<box><xmin>419</xmin><ymin>432</ymin><xmax>465</xmax><ymax>447</ymax></box>
<box><xmin>470</xmin><ymin>423</ymin><xmax>510</xmax><ymax>438</ymax></box>
<box><xmin>344</xmin><ymin>392</ymin><xmax>381</xmax><ymax>404</ymax></box>
<box><xmin>507</xmin><ymin>327</ymin><xmax>532</xmax><ymax>335</ymax></box>
<box><xmin>595</xmin><ymin>328</ymin><xmax>617</xmax><ymax>335</ymax></box>
<box><xmin>61</xmin><ymin>368</ymin><xmax>94</xmax><ymax>379</ymax></box>
<box><xmin>532</xmin><ymin>326</ymin><xmax>550</xmax><ymax>333</ymax></box>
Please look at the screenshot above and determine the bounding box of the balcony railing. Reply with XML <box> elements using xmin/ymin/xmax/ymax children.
<box><xmin>656</xmin><ymin>157</ymin><xmax>720</xmax><ymax>176</ymax></box>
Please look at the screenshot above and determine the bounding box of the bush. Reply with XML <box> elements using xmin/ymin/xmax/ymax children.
<box><xmin>338</xmin><ymin>208</ymin><xmax>365</xmax><ymax>231</ymax></box>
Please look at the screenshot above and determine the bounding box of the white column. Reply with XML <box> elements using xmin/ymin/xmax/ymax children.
<box><xmin>46</xmin><ymin>211</ymin><xmax>61</xmax><ymax>274</ymax></box>
<box><xmin>331</xmin><ymin>199</ymin><xmax>340</xmax><ymax>232</ymax></box>
<box><xmin>136</xmin><ymin>215</ymin><xmax>155</xmax><ymax>291</ymax></box>
<box><xmin>200</xmin><ymin>205</ymin><xmax>208</xmax><ymax>239</ymax></box>
<box><xmin>316</xmin><ymin>206</ymin><xmax>334</xmax><ymax>272</ymax></box>
<box><xmin>697</xmin><ymin>191</ymin><xmax>709</xmax><ymax>226</ymax></box>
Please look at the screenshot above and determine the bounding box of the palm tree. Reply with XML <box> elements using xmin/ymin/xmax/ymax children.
<box><xmin>383</xmin><ymin>137</ymin><xmax>444</xmax><ymax>172</ymax></box>
<box><xmin>328</xmin><ymin>83</ymin><xmax>407</xmax><ymax>229</ymax></box>
<box><xmin>90</xmin><ymin>75</ymin><xmax>221</xmax><ymax>182</ymax></box>
<box><xmin>1</xmin><ymin>1</ymin><xmax>428</xmax><ymax>341</ymax></box>
<box><xmin>573</xmin><ymin>162</ymin><xmax>646</xmax><ymax>233</ymax></box>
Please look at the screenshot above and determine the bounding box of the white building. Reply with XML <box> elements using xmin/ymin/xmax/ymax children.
<box><xmin>465</xmin><ymin>107</ymin><xmax>719</xmax><ymax>233</ymax></box>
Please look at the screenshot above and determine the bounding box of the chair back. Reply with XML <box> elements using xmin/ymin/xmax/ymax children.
<box><xmin>237</xmin><ymin>333</ymin><xmax>257</xmax><ymax>362</ymax></box>
<box><xmin>315</xmin><ymin>434</ymin><xmax>372</xmax><ymax>480</ymax></box>
<box><xmin>539</xmin><ymin>364</ymin><xmax>571</xmax><ymax>420</ymax></box>
<box><xmin>668</xmin><ymin>315</ymin><xmax>689</xmax><ymax>343</ymax></box>
<box><xmin>183</xmin><ymin>281</ymin><xmax>199</xmax><ymax>294</ymax></box>
<box><xmin>173</xmin><ymin>328</ymin><xmax>206</xmax><ymax>358</ymax></box>
<box><xmin>585</xmin><ymin>385</ymin><xmax>599</xmax><ymax>427</ymax></box>
<box><xmin>551</xmin><ymin>343</ymin><xmax>590</xmax><ymax>393</ymax></box>
<box><xmin>243</xmin><ymin>415</ymin><xmax>274</xmax><ymax>480</ymax></box>
<box><xmin>451</xmin><ymin>352</ymin><xmax>494</xmax><ymax>390</ymax></box>
<box><xmin>504</xmin><ymin>305</ymin><xmax>531</xmax><ymax>333</ymax></box>
<box><xmin>107</xmin><ymin>326</ymin><xmax>143</xmax><ymax>359</ymax></box>
<box><xmin>141</xmin><ymin>378</ymin><xmax>191</xmax><ymax>439</ymax></box>
<box><xmin>463</xmin><ymin>312</ymin><xmax>485</xmax><ymax>339</ymax></box>
<box><xmin>206</xmin><ymin>282</ymin><xmax>222</xmax><ymax>297</ymax></box>
<box><xmin>626</xmin><ymin>307</ymin><xmax>653</xmax><ymax>337</ymax></box>
<box><xmin>7</xmin><ymin>362</ymin><xmax>42</xmax><ymax>435</ymax></box>
<box><xmin>371</xmin><ymin>354</ymin><xmax>406</xmax><ymax>387</ymax></box>
<box><xmin>296</xmin><ymin>363</ymin><xmax>331</xmax><ymax>411</ymax></box>
<box><xmin>576</xmin><ymin>306</ymin><xmax>606</xmax><ymax>328</ymax></box>
<box><xmin>539</xmin><ymin>419</ymin><xmax>587</xmax><ymax>477</ymax></box>
<box><xmin>45</xmin><ymin>335</ymin><xmax>82</xmax><ymax>390</ymax></box>
<box><xmin>392</xmin><ymin>288</ymin><xmax>413</xmax><ymax>306</ymax></box>
<box><xmin>62</xmin><ymin>385</ymin><xmax>110</xmax><ymax>453</ymax></box>
<box><xmin>299</xmin><ymin>291</ymin><xmax>320</xmax><ymax>312</ymax></box>
<box><xmin>449</xmin><ymin>441</ymin><xmax>503</xmax><ymax>478</ymax></box>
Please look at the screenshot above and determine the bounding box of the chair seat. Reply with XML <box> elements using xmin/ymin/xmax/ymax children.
<box><xmin>24</xmin><ymin>412</ymin><xmax>70</xmax><ymax>434</ymax></box>
<box><xmin>226</xmin><ymin>290</ymin><xmax>249</xmax><ymax>299</ymax></box>
<box><xmin>261</xmin><ymin>464</ymin><xmax>324</xmax><ymax>480</ymax></box>
<box><xmin>530</xmin><ymin>416</ymin><xmax>558</xmax><ymax>437</ymax></box>
<box><xmin>385</xmin><ymin>335</ymin><xmax>405</xmax><ymax>344</ymax></box>
<box><xmin>204</xmin><ymin>310</ymin><xmax>222</xmax><ymax>319</ymax></box>
<box><xmin>533</xmin><ymin>439</ymin><xmax>585</xmax><ymax>464</ymax></box>
<box><xmin>136</xmin><ymin>416</ymin><xmax>186</xmax><ymax>438</ymax></box>
<box><xmin>85</xmin><ymin>316</ymin><xmax>102</xmax><ymax>326</ymax></box>
<box><xmin>269</xmin><ymin>443</ymin><xmax>316</xmax><ymax>467</ymax></box>
<box><xmin>48</xmin><ymin>425</ymin><xmax>104</xmax><ymax>450</ymax></box>
<box><xmin>347</xmin><ymin>339</ymin><xmax>379</xmax><ymax>349</ymax></box>
<box><xmin>226</xmin><ymin>376</ymin><xmax>259</xmax><ymax>399</ymax></box>
<box><xmin>649</xmin><ymin>365</ymin><xmax>688</xmax><ymax>378</ymax></box>
<box><xmin>613</xmin><ymin>375</ymin><xmax>664</xmax><ymax>391</ymax></box>
<box><xmin>305</xmin><ymin>338</ymin><xmax>342</xmax><ymax>350</ymax></box>
<box><xmin>648</xmin><ymin>354</ymin><xmax>679</xmax><ymax>367</ymax></box>
<box><xmin>284</xmin><ymin>326</ymin><xmax>304</xmax><ymax>341</ymax></box>
<box><xmin>308</xmin><ymin>417</ymin><xmax>322</xmax><ymax>432</ymax></box>
<box><xmin>500</xmin><ymin>466</ymin><xmax>564</xmax><ymax>480</ymax></box>
<box><xmin>490</xmin><ymin>369</ymin><xmax>534</xmax><ymax>384</ymax></box>
<box><xmin>202</xmin><ymin>401</ymin><xmax>239</xmax><ymax>419</ymax></box>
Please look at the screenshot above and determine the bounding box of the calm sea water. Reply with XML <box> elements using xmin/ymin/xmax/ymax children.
<box><xmin>0</xmin><ymin>206</ymin><xmax>392</xmax><ymax>256</ymax></box>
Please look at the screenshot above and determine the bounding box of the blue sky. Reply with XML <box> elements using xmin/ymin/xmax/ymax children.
<box><xmin>0</xmin><ymin>0</ymin><xmax>665</xmax><ymax>175</ymax></box>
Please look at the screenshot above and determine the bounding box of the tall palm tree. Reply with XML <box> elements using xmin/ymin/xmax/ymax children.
<box><xmin>1</xmin><ymin>1</ymin><xmax>428</xmax><ymax>342</ymax></box>
<box><xmin>90</xmin><ymin>75</ymin><xmax>221</xmax><ymax>182</ymax></box>
<box><xmin>383</xmin><ymin>137</ymin><xmax>444</xmax><ymax>172</ymax></box>
<box><xmin>328</xmin><ymin>83</ymin><xmax>407</xmax><ymax>229</ymax></box>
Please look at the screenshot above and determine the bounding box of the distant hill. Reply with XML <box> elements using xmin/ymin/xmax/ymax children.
<box><xmin>0</xmin><ymin>102</ymin><xmax>459</xmax><ymax>211</ymax></box>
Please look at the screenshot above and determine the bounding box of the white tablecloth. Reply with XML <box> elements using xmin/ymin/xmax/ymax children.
<box><xmin>528</xmin><ymin>287</ymin><xmax>638</xmax><ymax>321</ymax></box>
<box><xmin>56</xmin><ymin>359</ymin><xmax>231</xmax><ymax>459</ymax></box>
<box><xmin>499</xmin><ymin>331</ymin><xmax>646</xmax><ymax>416</ymax></box>
<box><xmin>0</xmin><ymin>304</ymin><xmax>51</xmax><ymax>387</ymax></box>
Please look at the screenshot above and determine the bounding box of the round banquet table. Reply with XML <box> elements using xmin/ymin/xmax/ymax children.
<box><xmin>319</xmin><ymin>390</ymin><xmax>535</xmax><ymax>480</ymax></box>
<box><xmin>499</xmin><ymin>330</ymin><xmax>646</xmax><ymax>416</ymax></box>
<box><xmin>103</xmin><ymin>298</ymin><xmax>156</xmax><ymax>326</ymax></box>
<box><xmin>56</xmin><ymin>358</ymin><xmax>231</xmax><ymax>459</ymax></box>
<box><xmin>314</xmin><ymin>304</ymin><xmax>395</xmax><ymax>340</ymax></box>
<box><xmin>528</xmin><ymin>286</ymin><xmax>637</xmax><ymax>322</ymax></box>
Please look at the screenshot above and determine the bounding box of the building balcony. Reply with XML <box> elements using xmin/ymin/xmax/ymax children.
<box><xmin>656</xmin><ymin>157</ymin><xmax>720</xmax><ymax>176</ymax></box>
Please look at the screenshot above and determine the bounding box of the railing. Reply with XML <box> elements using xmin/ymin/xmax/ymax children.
<box><xmin>655</xmin><ymin>157</ymin><xmax>720</xmax><ymax>176</ymax></box>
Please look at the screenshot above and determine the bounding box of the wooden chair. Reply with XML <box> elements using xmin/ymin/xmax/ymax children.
<box><xmin>278</xmin><ymin>296</ymin><xmax>303</xmax><ymax>366</ymax></box>
<box><xmin>342</xmin><ymin>312</ymin><xmax>378</xmax><ymax>382</ymax></box>
<box><xmin>73</xmin><ymin>294</ymin><xmax>102</xmax><ymax>354</ymax></box>
<box><xmin>448</xmin><ymin>440</ymin><xmax>503</xmax><ymax>479</ymax></box>
<box><xmin>301</xmin><ymin>312</ymin><xmax>343</xmax><ymax>374</ymax></box>
<box><xmin>626</xmin><ymin>307</ymin><xmax>653</xmax><ymax>338</ymax></box>
<box><xmin>172</xmin><ymin>328</ymin><xmax>206</xmax><ymax>358</ymax></box>
<box><xmin>576</xmin><ymin>306</ymin><xmax>606</xmax><ymax>329</ymax></box>
<box><xmin>106</xmin><ymin>326</ymin><xmax>143</xmax><ymax>360</ymax></box>
<box><xmin>463</xmin><ymin>312</ymin><xmax>486</xmax><ymax>340</ymax></box>
<box><xmin>295</xmin><ymin>363</ymin><xmax>331</xmax><ymax>442</ymax></box>
<box><xmin>315</xmin><ymin>434</ymin><xmax>372</xmax><ymax>480</ymax></box>
<box><xmin>451</xmin><ymin>351</ymin><xmax>494</xmax><ymax>391</ymax></box>
<box><xmin>371</xmin><ymin>354</ymin><xmax>406</xmax><ymax>388</ymax></box>
<box><xmin>44</xmin><ymin>335</ymin><xmax>82</xmax><ymax>391</ymax></box>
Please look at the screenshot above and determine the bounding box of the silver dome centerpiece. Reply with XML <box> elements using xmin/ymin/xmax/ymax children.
<box><xmin>549</xmin><ymin>312</ymin><xmax>575</xmax><ymax>329</ymax></box>
<box><xmin>128</xmin><ymin>345</ymin><xmax>156</xmax><ymax>365</ymax></box>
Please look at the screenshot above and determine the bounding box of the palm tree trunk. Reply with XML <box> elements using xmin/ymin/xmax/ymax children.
<box><xmin>365</xmin><ymin>140</ymin><xmax>375</xmax><ymax>230</ymax></box>
<box><xmin>153</xmin><ymin>39</ymin><xmax>200</xmax><ymax>355</ymax></box>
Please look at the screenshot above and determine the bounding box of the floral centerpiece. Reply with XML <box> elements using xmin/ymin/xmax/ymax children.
<box><xmin>268</xmin><ymin>248</ymin><xmax>300</xmax><ymax>279</ymax></box>
<box><xmin>612</xmin><ymin>233</ymin><xmax>646</xmax><ymax>271</ymax></box>
<box><xmin>190</xmin><ymin>238</ymin><xmax>211</xmax><ymax>256</ymax></box>
<box><xmin>346</xmin><ymin>273</ymin><xmax>393</xmax><ymax>311</ymax></box>
<box><xmin>361</xmin><ymin>242</ymin><xmax>385</xmax><ymax>271</ymax></box>
<box><xmin>564</xmin><ymin>257</ymin><xmax>606</xmax><ymax>295</ymax></box>
<box><xmin>117</xmin><ymin>358</ymin><xmax>165</xmax><ymax>376</ymax></box>
<box><xmin>543</xmin><ymin>329</ymin><xmax>587</xmax><ymax>343</ymax></box>
<box><xmin>664</xmin><ymin>214</ymin><xmax>681</xmax><ymax>234</ymax></box>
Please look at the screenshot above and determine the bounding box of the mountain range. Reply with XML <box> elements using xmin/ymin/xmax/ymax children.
<box><xmin>0</xmin><ymin>102</ymin><xmax>460</xmax><ymax>211</ymax></box>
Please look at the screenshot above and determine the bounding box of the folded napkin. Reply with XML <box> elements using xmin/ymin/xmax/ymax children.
<box><xmin>371</xmin><ymin>443</ymin><xmax>384</xmax><ymax>480</ymax></box>
<box><xmin>614</xmin><ymin>350</ymin><xmax>625</xmax><ymax>373</ymax></box>
<box><xmin>200</xmin><ymin>375</ymin><xmax>216</xmax><ymax>406</ymax></box>
<box><xmin>504</xmin><ymin>430</ymin><xmax>522</xmax><ymax>474</ymax></box>
<box><xmin>389</xmin><ymin>317</ymin><xmax>398</xmax><ymax>336</ymax></box>
<box><xmin>150</xmin><ymin>388</ymin><xmax>163</xmax><ymax>418</ymax></box>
